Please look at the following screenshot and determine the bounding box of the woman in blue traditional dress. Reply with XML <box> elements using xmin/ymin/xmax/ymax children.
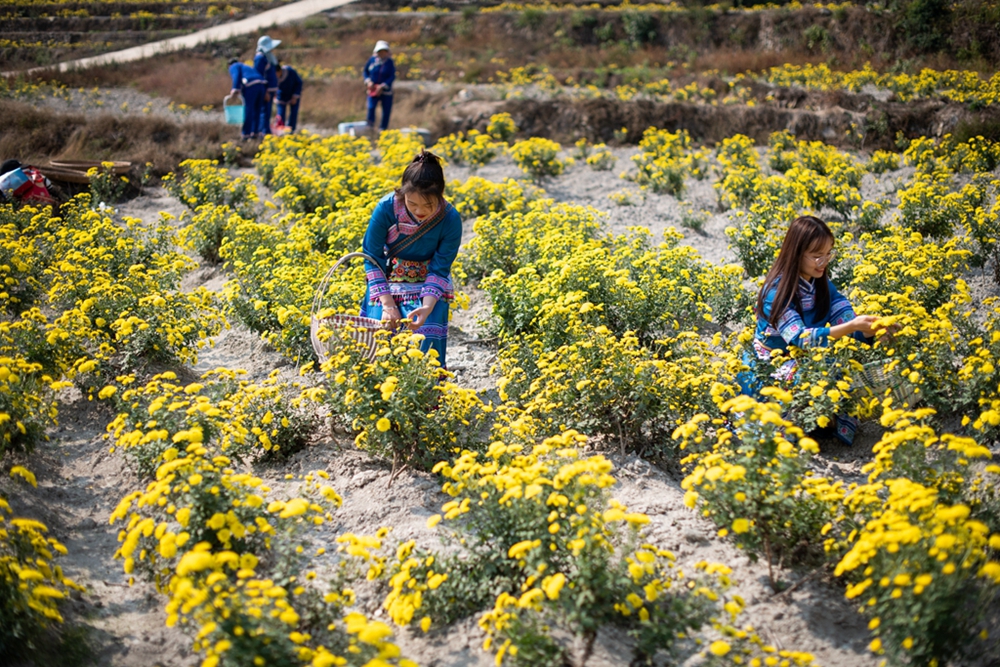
<box><xmin>360</xmin><ymin>151</ymin><xmax>462</xmax><ymax>368</ymax></box>
<box><xmin>737</xmin><ymin>215</ymin><xmax>880</xmax><ymax>445</ymax></box>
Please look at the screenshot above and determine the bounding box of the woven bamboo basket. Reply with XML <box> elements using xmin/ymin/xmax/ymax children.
<box><xmin>850</xmin><ymin>359</ymin><xmax>921</xmax><ymax>407</ymax></box>
<box><xmin>310</xmin><ymin>252</ymin><xmax>389</xmax><ymax>364</ymax></box>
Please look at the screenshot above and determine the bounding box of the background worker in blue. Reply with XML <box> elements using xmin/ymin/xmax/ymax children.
<box><xmin>363</xmin><ymin>40</ymin><xmax>395</xmax><ymax>132</ymax></box>
<box><xmin>275</xmin><ymin>61</ymin><xmax>303</xmax><ymax>132</ymax></box>
<box><xmin>254</xmin><ymin>35</ymin><xmax>280</xmax><ymax>135</ymax></box>
<box><xmin>228</xmin><ymin>58</ymin><xmax>266</xmax><ymax>139</ymax></box>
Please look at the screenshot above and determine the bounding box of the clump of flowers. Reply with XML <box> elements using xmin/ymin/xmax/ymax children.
<box><xmin>509</xmin><ymin>137</ymin><xmax>568</xmax><ymax>182</ymax></box>
<box><xmin>677</xmin><ymin>392</ymin><xmax>842</xmax><ymax>587</ymax></box>
<box><xmin>0</xmin><ymin>474</ymin><xmax>83</xmax><ymax>658</ymax></box>
<box><xmin>321</xmin><ymin>329</ymin><xmax>491</xmax><ymax>476</ymax></box>
<box><xmin>353</xmin><ymin>431</ymin><xmax>744</xmax><ymax>666</ymax></box>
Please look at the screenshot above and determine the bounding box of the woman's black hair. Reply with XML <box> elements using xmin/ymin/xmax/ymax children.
<box><xmin>756</xmin><ymin>215</ymin><xmax>834</xmax><ymax>328</ymax></box>
<box><xmin>399</xmin><ymin>150</ymin><xmax>445</xmax><ymax>199</ymax></box>
<box><xmin>228</xmin><ymin>57</ymin><xmax>240</xmax><ymax>66</ymax></box>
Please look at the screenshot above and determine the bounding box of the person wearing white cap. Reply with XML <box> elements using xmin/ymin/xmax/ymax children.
<box><xmin>254</xmin><ymin>35</ymin><xmax>281</xmax><ymax>136</ymax></box>
<box><xmin>363</xmin><ymin>40</ymin><xmax>396</xmax><ymax>132</ymax></box>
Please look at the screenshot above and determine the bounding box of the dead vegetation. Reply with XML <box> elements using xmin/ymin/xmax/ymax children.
<box><xmin>0</xmin><ymin>99</ymin><xmax>239</xmax><ymax>174</ymax></box>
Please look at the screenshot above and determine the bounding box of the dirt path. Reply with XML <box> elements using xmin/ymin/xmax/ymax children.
<box><xmin>3</xmin><ymin>0</ymin><xmax>356</xmax><ymax>77</ymax></box>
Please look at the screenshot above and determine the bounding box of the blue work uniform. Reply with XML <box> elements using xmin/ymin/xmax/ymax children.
<box><xmin>254</xmin><ymin>51</ymin><xmax>279</xmax><ymax>134</ymax></box>
<box><xmin>229</xmin><ymin>62</ymin><xmax>266</xmax><ymax>137</ymax></box>
<box><xmin>276</xmin><ymin>65</ymin><xmax>303</xmax><ymax>131</ymax></box>
<box><xmin>363</xmin><ymin>55</ymin><xmax>395</xmax><ymax>131</ymax></box>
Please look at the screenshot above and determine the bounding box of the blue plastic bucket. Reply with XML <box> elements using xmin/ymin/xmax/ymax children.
<box><xmin>0</xmin><ymin>167</ymin><xmax>29</xmax><ymax>198</ymax></box>
<box><xmin>224</xmin><ymin>103</ymin><xmax>244</xmax><ymax>125</ymax></box>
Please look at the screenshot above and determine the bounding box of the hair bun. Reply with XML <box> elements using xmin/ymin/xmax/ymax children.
<box><xmin>413</xmin><ymin>149</ymin><xmax>442</xmax><ymax>165</ymax></box>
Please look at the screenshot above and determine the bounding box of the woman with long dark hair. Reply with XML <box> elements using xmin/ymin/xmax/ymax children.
<box><xmin>360</xmin><ymin>150</ymin><xmax>462</xmax><ymax>368</ymax></box>
<box><xmin>737</xmin><ymin>215</ymin><xmax>878</xmax><ymax>444</ymax></box>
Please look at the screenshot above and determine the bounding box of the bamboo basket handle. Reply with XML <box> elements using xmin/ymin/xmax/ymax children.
<box><xmin>310</xmin><ymin>251</ymin><xmax>387</xmax><ymax>324</ymax></box>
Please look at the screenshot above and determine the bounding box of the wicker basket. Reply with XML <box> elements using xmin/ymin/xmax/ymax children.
<box><xmin>310</xmin><ymin>252</ymin><xmax>388</xmax><ymax>364</ymax></box>
<box><xmin>850</xmin><ymin>359</ymin><xmax>921</xmax><ymax>407</ymax></box>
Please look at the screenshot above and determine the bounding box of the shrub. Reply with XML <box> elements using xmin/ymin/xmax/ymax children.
<box><xmin>677</xmin><ymin>393</ymin><xmax>841</xmax><ymax>587</ymax></box>
<box><xmin>0</xmin><ymin>485</ymin><xmax>83</xmax><ymax>660</ymax></box>
<box><xmin>896</xmin><ymin>172</ymin><xmax>986</xmax><ymax>238</ymax></box>
<box><xmin>87</xmin><ymin>161</ymin><xmax>130</xmax><ymax>204</ymax></box>
<box><xmin>585</xmin><ymin>144</ymin><xmax>616</xmax><ymax>171</ymax></box>
<box><xmin>163</xmin><ymin>159</ymin><xmax>258</xmax><ymax>218</ymax></box>
<box><xmin>105</xmin><ymin>369</ymin><xmax>321</xmax><ymax>476</ymax></box>
<box><xmin>463</xmin><ymin>199</ymin><xmax>604</xmax><ymax>279</ymax></box>
<box><xmin>834</xmin><ymin>476</ymin><xmax>999</xmax><ymax>666</ymax></box>
<box><xmin>867</xmin><ymin>150</ymin><xmax>901</xmax><ymax>173</ymax></box>
<box><xmin>178</xmin><ymin>203</ymin><xmax>236</xmax><ymax>265</ymax></box>
<box><xmin>0</xmin><ymin>355</ymin><xmax>70</xmax><ymax>457</ymax></box>
<box><xmin>110</xmin><ymin>452</ymin><xmax>338</xmax><ymax>589</ymax></box>
<box><xmin>486</xmin><ymin>112</ymin><xmax>518</xmax><ymax>143</ymax></box>
<box><xmin>509</xmin><ymin>138</ymin><xmax>567</xmax><ymax>182</ymax></box>
<box><xmin>321</xmin><ymin>330</ymin><xmax>491</xmax><ymax>475</ymax></box>
<box><xmin>362</xmin><ymin>432</ymin><xmax>740</xmax><ymax>666</ymax></box>
<box><xmin>627</xmin><ymin>128</ymin><xmax>704</xmax><ymax>197</ymax></box>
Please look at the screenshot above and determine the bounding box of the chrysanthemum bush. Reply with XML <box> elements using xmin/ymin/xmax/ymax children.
<box><xmin>838</xmin><ymin>230</ymin><xmax>971</xmax><ymax>312</ymax></box>
<box><xmin>252</xmin><ymin>132</ymin><xmax>381</xmax><ymax>214</ymax></box>
<box><xmin>0</xmin><ymin>470</ymin><xmax>83</xmax><ymax>659</ymax></box>
<box><xmin>109</xmin><ymin>450</ymin><xmax>336</xmax><ymax>589</ymax></box>
<box><xmin>343</xmin><ymin>431</ymin><xmax>794</xmax><ymax>667</ymax></box>
<box><xmin>585</xmin><ymin>144</ymin><xmax>616</xmax><ymax>171</ymax></box>
<box><xmin>109</xmin><ymin>446</ymin><xmax>417</xmax><ymax>667</ymax></box>
<box><xmin>963</xmin><ymin>177</ymin><xmax>1000</xmax><ymax>284</ymax></box>
<box><xmin>42</xmin><ymin>196</ymin><xmax>226</xmax><ymax>379</ymax></box>
<box><xmin>104</xmin><ymin>368</ymin><xmax>322</xmax><ymax>476</ymax></box>
<box><xmin>462</xmin><ymin>197</ymin><xmax>604</xmax><ymax>278</ymax></box>
<box><xmin>431</xmin><ymin>129</ymin><xmax>503</xmax><ymax>171</ymax></box>
<box><xmin>320</xmin><ymin>329</ymin><xmax>490</xmax><ymax>474</ymax></box>
<box><xmin>485</xmin><ymin>112</ymin><xmax>518</xmax><ymax>144</ymax></box>
<box><xmin>105</xmin><ymin>369</ymin><xmax>417</xmax><ymax>667</ymax></box>
<box><xmin>0</xmin><ymin>310</ymin><xmax>79</xmax><ymax>456</ymax></box>
<box><xmin>626</xmin><ymin>127</ymin><xmax>708</xmax><ymax>197</ymax></box>
<box><xmin>676</xmin><ymin>392</ymin><xmax>842</xmax><ymax>587</ymax></box>
<box><xmin>509</xmin><ymin>137</ymin><xmax>569</xmax><ymax>182</ymax></box>
<box><xmin>848</xmin><ymin>286</ymin><xmax>983</xmax><ymax>415</ymax></box>
<box><xmin>178</xmin><ymin>203</ymin><xmax>244</xmax><ymax>266</ymax></box>
<box><xmin>163</xmin><ymin>158</ymin><xmax>259</xmax><ymax>220</ymax></box>
<box><xmin>494</xmin><ymin>326</ymin><xmax>734</xmax><ymax>459</ymax></box>
<box><xmin>825</xmin><ymin>410</ymin><xmax>1000</xmax><ymax>667</ymax></box>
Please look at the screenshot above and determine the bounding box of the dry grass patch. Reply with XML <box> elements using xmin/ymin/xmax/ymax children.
<box><xmin>1</xmin><ymin>99</ymin><xmax>240</xmax><ymax>174</ymax></box>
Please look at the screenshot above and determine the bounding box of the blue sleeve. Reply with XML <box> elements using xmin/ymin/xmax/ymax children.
<box><xmin>292</xmin><ymin>70</ymin><xmax>303</xmax><ymax>96</ymax></box>
<box><xmin>363</xmin><ymin>57</ymin><xmax>374</xmax><ymax>82</ymax></box>
<box><xmin>362</xmin><ymin>195</ymin><xmax>396</xmax><ymax>299</ymax></box>
<box><xmin>826</xmin><ymin>279</ymin><xmax>870</xmax><ymax>344</ymax></box>
<box><xmin>266</xmin><ymin>64</ymin><xmax>278</xmax><ymax>90</ymax></box>
<box><xmin>230</xmin><ymin>64</ymin><xmax>241</xmax><ymax>90</ymax></box>
<box><xmin>254</xmin><ymin>53</ymin><xmax>267</xmax><ymax>77</ymax></box>
<box><xmin>420</xmin><ymin>207</ymin><xmax>462</xmax><ymax>301</ymax></box>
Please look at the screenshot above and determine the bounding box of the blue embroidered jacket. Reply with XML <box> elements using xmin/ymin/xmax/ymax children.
<box><xmin>363</xmin><ymin>56</ymin><xmax>395</xmax><ymax>95</ymax></box>
<box><xmin>755</xmin><ymin>276</ymin><xmax>867</xmax><ymax>350</ymax></box>
<box><xmin>362</xmin><ymin>193</ymin><xmax>462</xmax><ymax>305</ymax></box>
